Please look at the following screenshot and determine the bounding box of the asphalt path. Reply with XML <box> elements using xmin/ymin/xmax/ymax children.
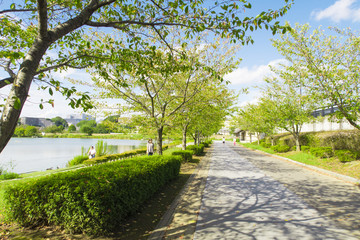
<box><xmin>193</xmin><ymin>141</ymin><xmax>360</xmax><ymax>240</ymax></box>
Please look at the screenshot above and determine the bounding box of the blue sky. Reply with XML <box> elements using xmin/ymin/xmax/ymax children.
<box><xmin>2</xmin><ymin>0</ymin><xmax>360</xmax><ymax>119</ymax></box>
<box><xmin>225</xmin><ymin>0</ymin><xmax>360</xmax><ymax>108</ymax></box>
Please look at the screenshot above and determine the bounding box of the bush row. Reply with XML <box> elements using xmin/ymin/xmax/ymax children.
<box><xmin>269</xmin><ymin>130</ymin><xmax>360</xmax><ymax>152</ymax></box>
<box><xmin>186</xmin><ymin>144</ymin><xmax>205</xmax><ymax>156</ymax></box>
<box><xmin>171</xmin><ymin>140</ymin><xmax>212</xmax><ymax>162</ymax></box>
<box><xmin>4</xmin><ymin>155</ymin><xmax>181</xmax><ymax>235</ymax></box>
<box><xmin>261</xmin><ymin>133</ymin><xmax>360</xmax><ymax>162</ymax></box>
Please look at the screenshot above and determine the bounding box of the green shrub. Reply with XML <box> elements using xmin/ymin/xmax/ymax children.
<box><xmin>260</xmin><ymin>142</ymin><xmax>271</xmax><ymax>148</ymax></box>
<box><xmin>301</xmin><ymin>146</ymin><xmax>310</xmax><ymax>152</ymax></box>
<box><xmin>66</xmin><ymin>155</ymin><xmax>88</xmax><ymax>167</ymax></box>
<box><xmin>4</xmin><ymin>155</ymin><xmax>181</xmax><ymax>235</ymax></box>
<box><xmin>172</xmin><ymin>150</ymin><xmax>193</xmax><ymax>162</ymax></box>
<box><xmin>334</xmin><ymin>150</ymin><xmax>357</xmax><ymax>163</ymax></box>
<box><xmin>83</xmin><ymin>148</ymin><xmax>147</xmax><ymax>165</ymax></box>
<box><xmin>271</xmin><ymin>145</ymin><xmax>290</xmax><ymax>153</ymax></box>
<box><xmin>0</xmin><ymin>172</ymin><xmax>20</xmax><ymax>180</ymax></box>
<box><xmin>310</xmin><ymin>147</ymin><xmax>333</xmax><ymax>158</ymax></box>
<box><xmin>186</xmin><ymin>144</ymin><xmax>205</xmax><ymax>156</ymax></box>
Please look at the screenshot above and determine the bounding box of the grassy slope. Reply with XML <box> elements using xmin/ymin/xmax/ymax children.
<box><xmin>240</xmin><ymin>143</ymin><xmax>360</xmax><ymax>180</ymax></box>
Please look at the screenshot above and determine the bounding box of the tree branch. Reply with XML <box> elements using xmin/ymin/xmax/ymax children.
<box><xmin>0</xmin><ymin>77</ymin><xmax>14</xmax><ymax>88</ymax></box>
<box><xmin>37</xmin><ymin>0</ymin><xmax>48</xmax><ymax>38</ymax></box>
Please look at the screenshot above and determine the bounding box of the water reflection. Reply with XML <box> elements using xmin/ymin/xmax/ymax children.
<box><xmin>0</xmin><ymin>138</ymin><xmax>147</xmax><ymax>174</ymax></box>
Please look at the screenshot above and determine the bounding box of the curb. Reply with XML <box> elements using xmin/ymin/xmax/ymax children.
<box><xmin>148</xmin><ymin>149</ymin><xmax>212</xmax><ymax>240</ymax></box>
<box><xmin>239</xmin><ymin>144</ymin><xmax>360</xmax><ymax>185</ymax></box>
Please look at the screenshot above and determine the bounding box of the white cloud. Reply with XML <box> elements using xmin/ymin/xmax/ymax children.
<box><xmin>312</xmin><ymin>0</ymin><xmax>360</xmax><ymax>22</ymax></box>
<box><xmin>224</xmin><ymin>59</ymin><xmax>286</xmax><ymax>86</ymax></box>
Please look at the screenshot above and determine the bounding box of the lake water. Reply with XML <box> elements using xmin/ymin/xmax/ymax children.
<box><xmin>0</xmin><ymin>138</ymin><xmax>147</xmax><ymax>174</ymax></box>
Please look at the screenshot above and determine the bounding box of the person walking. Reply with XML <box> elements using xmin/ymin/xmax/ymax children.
<box><xmin>147</xmin><ymin>139</ymin><xmax>154</xmax><ymax>156</ymax></box>
<box><xmin>233</xmin><ymin>137</ymin><xmax>236</xmax><ymax>146</ymax></box>
<box><xmin>222</xmin><ymin>137</ymin><xmax>225</xmax><ymax>144</ymax></box>
<box><xmin>88</xmin><ymin>146</ymin><xmax>96</xmax><ymax>159</ymax></box>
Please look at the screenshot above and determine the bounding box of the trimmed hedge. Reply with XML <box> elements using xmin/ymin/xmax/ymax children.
<box><xmin>334</xmin><ymin>150</ymin><xmax>357</xmax><ymax>162</ymax></box>
<box><xmin>171</xmin><ymin>150</ymin><xmax>193</xmax><ymax>162</ymax></box>
<box><xmin>4</xmin><ymin>155</ymin><xmax>181</xmax><ymax>235</ymax></box>
<box><xmin>271</xmin><ymin>145</ymin><xmax>290</xmax><ymax>153</ymax></box>
<box><xmin>186</xmin><ymin>144</ymin><xmax>205</xmax><ymax>156</ymax></box>
<box><xmin>202</xmin><ymin>140</ymin><xmax>213</xmax><ymax>148</ymax></box>
<box><xmin>301</xmin><ymin>146</ymin><xmax>310</xmax><ymax>152</ymax></box>
<box><xmin>310</xmin><ymin>147</ymin><xmax>333</xmax><ymax>158</ymax></box>
<box><xmin>260</xmin><ymin>142</ymin><xmax>271</xmax><ymax>148</ymax></box>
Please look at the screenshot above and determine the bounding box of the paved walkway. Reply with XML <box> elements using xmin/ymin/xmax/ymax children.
<box><xmin>150</xmin><ymin>141</ymin><xmax>360</xmax><ymax>240</ymax></box>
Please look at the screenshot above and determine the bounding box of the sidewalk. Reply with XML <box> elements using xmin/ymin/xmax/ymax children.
<box><xmin>150</xmin><ymin>141</ymin><xmax>360</xmax><ymax>240</ymax></box>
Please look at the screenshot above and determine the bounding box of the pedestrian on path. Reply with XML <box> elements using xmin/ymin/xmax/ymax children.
<box><xmin>222</xmin><ymin>137</ymin><xmax>225</xmax><ymax>144</ymax></box>
<box><xmin>147</xmin><ymin>139</ymin><xmax>154</xmax><ymax>155</ymax></box>
<box><xmin>88</xmin><ymin>146</ymin><xmax>96</xmax><ymax>159</ymax></box>
<box><xmin>233</xmin><ymin>137</ymin><xmax>236</xmax><ymax>146</ymax></box>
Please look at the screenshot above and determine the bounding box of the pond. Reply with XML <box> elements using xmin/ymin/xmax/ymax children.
<box><xmin>0</xmin><ymin>138</ymin><xmax>147</xmax><ymax>174</ymax></box>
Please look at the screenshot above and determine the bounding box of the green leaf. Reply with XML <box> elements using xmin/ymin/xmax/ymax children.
<box><xmin>13</xmin><ymin>97</ymin><xmax>21</xmax><ymax>110</ymax></box>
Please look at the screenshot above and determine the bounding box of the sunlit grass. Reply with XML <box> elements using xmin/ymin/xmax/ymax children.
<box><xmin>241</xmin><ymin>143</ymin><xmax>360</xmax><ymax>180</ymax></box>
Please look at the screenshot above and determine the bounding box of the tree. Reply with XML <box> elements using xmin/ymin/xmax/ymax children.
<box><xmin>44</xmin><ymin>125</ymin><xmax>64</xmax><ymax>133</ymax></box>
<box><xmin>68</xmin><ymin>125</ymin><xmax>76</xmax><ymax>132</ymax></box>
<box><xmin>260</xmin><ymin>64</ymin><xmax>319</xmax><ymax>151</ymax></box>
<box><xmin>272</xmin><ymin>23</ymin><xmax>360</xmax><ymax>130</ymax></box>
<box><xmin>177</xmin><ymin>84</ymin><xmax>235</xmax><ymax>149</ymax></box>
<box><xmin>80</xmin><ymin>126</ymin><xmax>94</xmax><ymax>136</ymax></box>
<box><xmin>0</xmin><ymin>0</ymin><xmax>293</xmax><ymax>153</ymax></box>
<box><xmin>51</xmin><ymin>116</ymin><xmax>68</xmax><ymax>128</ymax></box>
<box><xmin>76</xmin><ymin>120</ymin><xmax>97</xmax><ymax>128</ymax></box>
<box><xmin>91</xmin><ymin>32</ymin><xmax>239</xmax><ymax>154</ymax></box>
<box><xmin>235</xmin><ymin>102</ymin><xmax>277</xmax><ymax>144</ymax></box>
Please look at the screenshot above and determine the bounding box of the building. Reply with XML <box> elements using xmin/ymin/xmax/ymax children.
<box><xmin>65</xmin><ymin>113</ymin><xmax>95</xmax><ymax>126</ymax></box>
<box><xmin>20</xmin><ymin>117</ymin><xmax>54</xmax><ymax>127</ymax></box>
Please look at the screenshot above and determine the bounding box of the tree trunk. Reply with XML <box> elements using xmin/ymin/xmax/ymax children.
<box><xmin>182</xmin><ymin>125</ymin><xmax>188</xmax><ymax>150</ymax></box>
<box><xmin>157</xmin><ymin>126</ymin><xmax>164</xmax><ymax>155</ymax></box>
<box><xmin>295</xmin><ymin>134</ymin><xmax>301</xmax><ymax>152</ymax></box>
<box><xmin>0</xmin><ymin>39</ymin><xmax>50</xmax><ymax>153</ymax></box>
<box><xmin>0</xmin><ymin>1</ymin><xmax>112</xmax><ymax>153</ymax></box>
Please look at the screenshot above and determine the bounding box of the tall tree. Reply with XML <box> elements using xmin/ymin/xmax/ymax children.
<box><xmin>235</xmin><ymin>101</ymin><xmax>277</xmax><ymax>144</ymax></box>
<box><xmin>260</xmin><ymin>64</ymin><xmax>319</xmax><ymax>151</ymax></box>
<box><xmin>177</xmin><ymin>84</ymin><xmax>235</xmax><ymax>149</ymax></box>
<box><xmin>90</xmin><ymin>35</ymin><xmax>238</xmax><ymax>154</ymax></box>
<box><xmin>272</xmin><ymin>23</ymin><xmax>360</xmax><ymax>130</ymax></box>
<box><xmin>0</xmin><ymin>0</ymin><xmax>292</xmax><ymax>153</ymax></box>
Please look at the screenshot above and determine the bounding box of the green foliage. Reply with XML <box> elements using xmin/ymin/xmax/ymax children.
<box><xmin>4</xmin><ymin>155</ymin><xmax>181</xmax><ymax>235</ymax></box>
<box><xmin>44</xmin><ymin>125</ymin><xmax>64</xmax><ymax>134</ymax></box>
<box><xmin>68</xmin><ymin>125</ymin><xmax>76</xmax><ymax>132</ymax></box>
<box><xmin>260</xmin><ymin>142</ymin><xmax>271</xmax><ymax>148</ymax></box>
<box><xmin>80</xmin><ymin>125</ymin><xmax>93</xmax><ymax>136</ymax></box>
<box><xmin>51</xmin><ymin>116</ymin><xmax>68</xmax><ymax>128</ymax></box>
<box><xmin>334</xmin><ymin>150</ymin><xmax>357</xmax><ymax>163</ymax></box>
<box><xmin>310</xmin><ymin>147</ymin><xmax>333</xmax><ymax>158</ymax></box>
<box><xmin>172</xmin><ymin>150</ymin><xmax>193</xmax><ymax>162</ymax></box>
<box><xmin>301</xmin><ymin>146</ymin><xmax>310</xmax><ymax>152</ymax></box>
<box><xmin>202</xmin><ymin>140</ymin><xmax>213</xmax><ymax>148</ymax></box>
<box><xmin>271</xmin><ymin>145</ymin><xmax>290</xmax><ymax>153</ymax></box>
<box><xmin>66</xmin><ymin>155</ymin><xmax>88</xmax><ymax>167</ymax></box>
<box><xmin>94</xmin><ymin>124</ymin><xmax>110</xmax><ymax>134</ymax></box>
<box><xmin>95</xmin><ymin>140</ymin><xmax>112</xmax><ymax>157</ymax></box>
<box><xmin>13</xmin><ymin>125</ymin><xmax>39</xmax><ymax>137</ymax></box>
<box><xmin>83</xmin><ymin>148</ymin><xmax>147</xmax><ymax>166</ymax></box>
<box><xmin>0</xmin><ymin>172</ymin><xmax>20</xmax><ymax>180</ymax></box>
<box><xmin>77</xmin><ymin>120</ymin><xmax>96</xmax><ymax>128</ymax></box>
<box><xmin>186</xmin><ymin>144</ymin><xmax>205</xmax><ymax>156</ymax></box>
<box><xmin>273</xmin><ymin>23</ymin><xmax>360</xmax><ymax>129</ymax></box>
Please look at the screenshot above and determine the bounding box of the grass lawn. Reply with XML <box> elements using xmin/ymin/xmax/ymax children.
<box><xmin>240</xmin><ymin>143</ymin><xmax>360</xmax><ymax>180</ymax></box>
<box><xmin>0</xmin><ymin>148</ymin><xmax>200</xmax><ymax>240</ymax></box>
